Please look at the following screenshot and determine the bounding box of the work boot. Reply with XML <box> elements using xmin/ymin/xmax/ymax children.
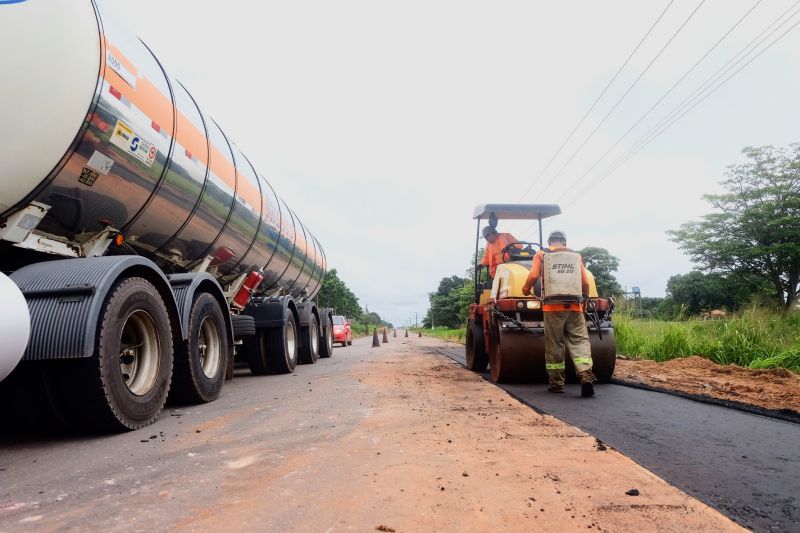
<box><xmin>578</xmin><ymin>370</ymin><xmax>596</xmax><ymax>398</ymax></box>
<box><xmin>547</xmin><ymin>383</ymin><xmax>564</xmax><ymax>394</ymax></box>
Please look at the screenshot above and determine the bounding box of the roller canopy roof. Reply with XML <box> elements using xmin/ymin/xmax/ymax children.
<box><xmin>472</xmin><ymin>204</ymin><xmax>561</xmax><ymax>220</ymax></box>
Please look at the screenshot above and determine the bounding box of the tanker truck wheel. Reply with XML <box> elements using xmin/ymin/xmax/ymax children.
<box><xmin>244</xmin><ymin>330</ymin><xmax>270</xmax><ymax>375</ymax></box>
<box><xmin>171</xmin><ymin>293</ymin><xmax>229</xmax><ymax>403</ymax></box>
<box><xmin>299</xmin><ymin>316</ymin><xmax>320</xmax><ymax>364</ymax></box>
<box><xmin>267</xmin><ymin>313</ymin><xmax>299</xmax><ymax>374</ymax></box>
<box><xmin>465</xmin><ymin>319</ymin><xmax>488</xmax><ymax>372</ymax></box>
<box><xmin>318</xmin><ymin>316</ymin><xmax>334</xmax><ymax>358</ymax></box>
<box><xmin>46</xmin><ymin>277</ymin><xmax>173</xmax><ymax>431</ymax></box>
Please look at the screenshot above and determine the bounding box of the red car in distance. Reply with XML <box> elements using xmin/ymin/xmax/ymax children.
<box><xmin>332</xmin><ymin>315</ymin><xmax>353</xmax><ymax>346</ymax></box>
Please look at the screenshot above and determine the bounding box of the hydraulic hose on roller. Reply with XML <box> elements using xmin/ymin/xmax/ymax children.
<box><xmin>0</xmin><ymin>273</ymin><xmax>30</xmax><ymax>382</ymax></box>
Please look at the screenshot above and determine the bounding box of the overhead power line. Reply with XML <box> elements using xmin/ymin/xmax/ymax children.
<box><xmin>554</xmin><ymin>0</ymin><xmax>765</xmax><ymax>204</ymax></box>
<box><xmin>531</xmin><ymin>0</ymin><xmax>708</xmax><ymax>202</ymax></box>
<box><xmin>516</xmin><ymin>0</ymin><xmax>676</xmax><ymax>203</ymax></box>
<box><xmin>560</xmin><ymin>5</ymin><xmax>800</xmax><ymax>210</ymax></box>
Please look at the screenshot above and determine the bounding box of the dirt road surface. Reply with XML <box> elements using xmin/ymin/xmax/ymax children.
<box><xmin>615</xmin><ymin>356</ymin><xmax>800</xmax><ymax>416</ymax></box>
<box><xmin>439</xmin><ymin>341</ymin><xmax>800</xmax><ymax>531</ymax></box>
<box><xmin>1</xmin><ymin>336</ymin><xmax>740</xmax><ymax>532</ymax></box>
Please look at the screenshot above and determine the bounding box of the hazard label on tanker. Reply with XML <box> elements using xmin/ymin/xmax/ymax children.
<box><xmin>109</xmin><ymin>119</ymin><xmax>157</xmax><ymax>167</ymax></box>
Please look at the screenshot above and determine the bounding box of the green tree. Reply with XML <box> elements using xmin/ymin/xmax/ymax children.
<box><xmin>316</xmin><ymin>268</ymin><xmax>363</xmax><ymax>320</ymax></box>
<box><xmin>661</xmin><ymin>270</ymin><xmax>773</xmax><ymax>317</ymax></box>
<box><xmin>579</xmin><ymin>247</ymin><xmax>623</xmax><ymax>296</ymax></box>
<box><xmin>669</xmin><ymin>145</ymin><xmax>800</xmax><ymax>311</ymax></box>
<box><xmin>426</xmin><ymin>275</ymin><xmax>473</xmax><ymax>329</ymax></box>
<box><xmin>364</xmin><ymin>311</ymin><xmax>382</xmax><ymax>324</ymax></box>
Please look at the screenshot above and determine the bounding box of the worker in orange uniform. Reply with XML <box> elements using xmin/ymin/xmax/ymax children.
<box><xmin>480</xmin><ymin>226</ymin><xmax>520</xmax><ymax>278</ymax></box>
<box><xmin>522</xmin><ymin>230</ymin><xmax>596</xmax><ymax>397</ymax></box>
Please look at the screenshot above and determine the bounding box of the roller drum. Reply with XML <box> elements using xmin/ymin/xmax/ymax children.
<box><xmin>489</xmin><ymin>326</ymin><xmax>547</xmax><ymax>384</ymax></box>
<box><xmin>490</xmin><ymin>323</ymin><xmax>616</xmax><ymax>384</ymax></box>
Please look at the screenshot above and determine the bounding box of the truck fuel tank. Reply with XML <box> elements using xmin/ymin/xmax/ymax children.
<box><xmin>0</xmin><ymin>273</ymin><xmax>30</xmax><ymax>382</ymax></box>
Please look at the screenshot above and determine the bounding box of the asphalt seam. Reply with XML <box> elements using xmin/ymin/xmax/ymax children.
<box><xmin>610</xmin><ymin>378</ymin><xmax>800</xmax><ymax>426</ymax></box>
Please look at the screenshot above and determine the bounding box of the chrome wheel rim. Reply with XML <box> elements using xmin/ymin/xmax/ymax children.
<box><xmin>119</xmin><ymin>310</ymin><xmax>160</xmax><ymax>396</ymax></box>
<box><xmin>311</xmin><ymin>322</ymin><xmax>319</xmax><ymax>354</ymax></box>
<box><xmin>199</xmin><ymin>315</ymin><xmax>222</xmax><ymax>378</ymax></box>
<box><xmin>326</xmin><ymin>325</ymin><xmax>333</xmax><ymax>351</ymax></box>
<box><xmin>286</xmin><ymin>320</ymin><xmax>297</xmax><ymax>359</ymax></box>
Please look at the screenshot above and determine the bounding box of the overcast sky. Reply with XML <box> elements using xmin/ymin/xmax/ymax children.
<box><xmin>106</xmin><ymin>0</ymin><xmax>800</xmax><ymax>327</ymax></box>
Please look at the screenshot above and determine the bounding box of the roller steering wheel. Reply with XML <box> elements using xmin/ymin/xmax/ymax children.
<box><xmin>501</xmin><ymin>240</ymin><xmax>541</xmax><ymax>258</ymax></box>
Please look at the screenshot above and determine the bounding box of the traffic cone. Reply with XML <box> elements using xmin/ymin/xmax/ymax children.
<box><xmin>404</xmin><ymin>330</ymin><xmax>408</xmax><ymax>338</ymax></box>
<box><xmin>372</xmin><ymin>328</ymin><xmax>380</xmax><ymax>347</ymax></box>
<box><xmin>382</xmin><ymin>329</ymin><xmax>389</xmax><ymax>343</ymax></box>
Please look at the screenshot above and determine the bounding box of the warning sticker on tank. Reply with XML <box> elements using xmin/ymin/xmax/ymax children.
<box><xmin>109</xmin><ymin>120</ymin><xmax>157</xmax><ymax>167</ymax></box>
<box><xmin>78</xmin><ymin>167</ymin><xmax>100</xmax><ymax>187</ymax></box>
<box><xmin>86</xmin><ymin>150</ymin><xmax>115</xmax><ymax>175</ymax></box>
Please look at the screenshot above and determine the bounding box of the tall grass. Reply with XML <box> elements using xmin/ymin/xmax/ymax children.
<box><xmin>417</xmin><ymin>327</ymin><xmax>467</xmax><ymax>344</ymax></box>
<box><xmin>615</xmin><ymin>308</ymin><xmax>800</xmax><ymax>372</ymax></box>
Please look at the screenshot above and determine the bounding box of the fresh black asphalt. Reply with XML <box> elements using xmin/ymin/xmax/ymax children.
<box><xmin>440</xmin><ymin>346</ymin><xmax>800</xmax><ymax>532</ymax></box>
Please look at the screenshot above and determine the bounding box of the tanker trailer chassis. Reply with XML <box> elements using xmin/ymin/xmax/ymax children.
<box><xmin>0</xmin><ymin>242</ymin><xmax>332</xmax><ymax>432</ymax></box>
<box><xmin>465</xmin><ymin>204</ymin><xmax>616</xmax><ymax>384</ymax></box>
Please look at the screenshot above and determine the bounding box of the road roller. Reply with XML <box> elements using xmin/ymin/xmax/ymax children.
<box><xmin>465</xmin><ymin>204</ymin><xmax>616</xmax><ymax>384</ymax></box>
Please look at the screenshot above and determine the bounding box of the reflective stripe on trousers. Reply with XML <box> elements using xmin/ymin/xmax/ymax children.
<box><xmin>544</xmin><ymin>310</ymin><xmax>593</xmax><ymax>386</ymax></box>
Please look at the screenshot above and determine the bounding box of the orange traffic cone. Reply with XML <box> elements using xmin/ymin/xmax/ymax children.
<box><xmin>372</xmin><ymin>328</ymin><xmax>380</xmax><ymax>347</ymax></box>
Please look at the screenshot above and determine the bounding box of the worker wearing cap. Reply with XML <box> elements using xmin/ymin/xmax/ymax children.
<box><xmin>522</xmin><ymin>230</ymin><xmax>596</xmax><ymax>397</ymax></box>
<box><xmin>480</xmin><ymin>227</ymin><xmax>520</xmax><ymax>278</ymax></box>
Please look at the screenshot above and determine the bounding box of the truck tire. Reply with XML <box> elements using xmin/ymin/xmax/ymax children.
<box><xmin>267</xmin><ymin>313</ymin><xmax>298</xmax><ymax>374</ymax></box>
<box><xmin>171</xmin><ymin>292</ymin><xmax>229</xmax><ymax>403</ymax></box>
<box><xmin>318</xmin><ymin>316</ymin><xmax>334</xmax><ymax>358</ymax></box>
<box><xmin>46</xmin><ymin>277</ymin><xmax>173</xmax><ymax>431</ymax></box>
<box><xmin>298</xmin><ymin>315</ymin><xmax>320</xmax><ymax>364</ymax></box>
<box><xmin>466</xmin><ymin>319</ymin><xmax>488</xmax><ymax>372</ymax></box>
<box><xmin>244</xmin><ymin>330</ymin><xmax>270</xmax><ymax>375</ymax></box>
<box><xmin>232</xmin><ymin>314</ymin><xmax>256</xmax><ymax>340</ymax></box>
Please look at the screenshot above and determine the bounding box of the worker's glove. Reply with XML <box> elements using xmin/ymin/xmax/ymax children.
<box><xmin>522</xmin><ymin>284</ymin><xmax>532</xmax><ymax>296</ymax></box>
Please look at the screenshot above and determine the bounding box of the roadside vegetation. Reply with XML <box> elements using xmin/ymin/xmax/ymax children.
<box><xmin>414</xmin><ymin>326</ymin><xmax>467</xmax><ymax>344</ymax></box>
<box><xmin>616</xmin><ymin>309</ymin><xmax>800</xmax><ymax>372</ymax></box>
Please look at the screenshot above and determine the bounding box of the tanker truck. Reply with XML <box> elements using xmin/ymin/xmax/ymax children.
<box><xmin>0</xmin><ymin>0</ymin><xmax>334</xmax><ymax>431</ymax></box>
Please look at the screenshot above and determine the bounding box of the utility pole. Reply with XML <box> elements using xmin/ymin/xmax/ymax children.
<box><xmin>415</xmin><ymin>312</ymin><xmax>418</xmax><ymax>329</ymax></box>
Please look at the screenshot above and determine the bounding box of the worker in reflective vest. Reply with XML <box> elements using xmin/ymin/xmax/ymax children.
<box><xmin>522</xmin><ymin>230</ymin><xmax>596</xmax><ymax>397</ymax></box>
<box><xmin>480</xmin><ymin>227</ymin><xmax>520</xmax><ymax>278</ymax></box>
